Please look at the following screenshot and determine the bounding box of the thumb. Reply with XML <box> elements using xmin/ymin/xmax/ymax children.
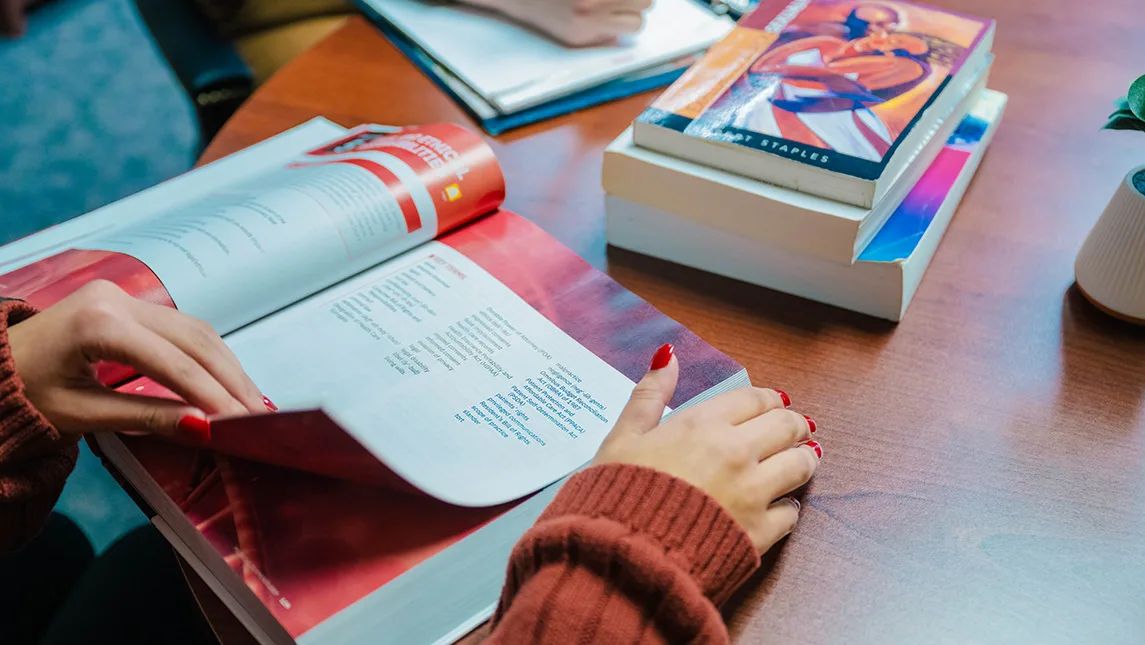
<box><xmin>612</xmin><ymin>343</ymin><xmax>679</xmax><ymax>436</ymax></box>
<box><xmin>55</xmin><ymin>388</ymin><xmax>210</xmax><ymax>443</ymax></box>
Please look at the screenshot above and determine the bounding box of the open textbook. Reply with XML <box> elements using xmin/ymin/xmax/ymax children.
<box><xmin>0</xmin><ymin>119</ymin><xmax>748</xmax><ymax>644</ymax></box>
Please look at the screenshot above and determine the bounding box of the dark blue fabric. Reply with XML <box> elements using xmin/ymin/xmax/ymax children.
<box><xmin>133</xmin><ymin>0</ymin><xmax>251</xmax><ymax>96</ymax></box>
<box><xmin>0</xmin><ymin>0</ymin><xmax>198</xmax><ymax>248</ymax></box>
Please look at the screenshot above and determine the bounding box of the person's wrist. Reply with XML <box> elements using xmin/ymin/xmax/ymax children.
<box><xmin>0</xmin><ymin>301</ymin><xmax>66</xmax><ymax>455</ymax></box>
<box><xmin>540</xmin><ymin>463</ymin><xmax>760</xmax><ymax>604</ymax></box>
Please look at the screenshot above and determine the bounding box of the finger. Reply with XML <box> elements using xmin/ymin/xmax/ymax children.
<box><xmin>132</xmin><ymin>302</ymin><xmax>265</xmax><ymax>413</ymax></box>
<box><xmin>752</xmin><ymin>442</ymin><xmax>821</xmax><ymax>502</ymax></box>
<box><xmin>47</xmin><ymin>387</ymin><xmax>208</xmax><ymax>440</ymax></box>
<box><xmin>691</xmin><ymin>386</ymin><xmax>788</xmax><ymax>426</ymax></box>
<box><xmin>575</xmin><ymin>0</ymin><xmax>652</xmax><ymax>15</ymax></box>
<box><xmin>749</xmin><ymin>498</ymin><xmax>802</xmax><ymax>553</ymax></box>
<box><xmin>89</xmin><ymin>321</ymin><xmax>247</xmax><ymax>416</ymax></box>
<box><xmin>140</xmin><ymin>305</ymin><xmax>260</xmax><ymax>410</ymax></box>
<box><xmin>738</xmin><ymin>409</ymin><xmax>814</xmax><ymax>461</ymax></box>
<box><xmin>584</xmin><ymin>11</ymin><xmax>645</xmax><ymax>36</ymax></box>
<box><xmin>558</xmin><ymin>12</ymin><xmax>644</xmax><ymax>46</ymax></box>
<box><xmin>611</xmin><ymin>343</ymin><xmax>678</xmax><ymax>436</ymax></box>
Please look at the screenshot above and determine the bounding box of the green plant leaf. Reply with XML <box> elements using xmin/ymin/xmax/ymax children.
<box><xmin>1129</xmin><ymin>74</ymin><xmax>1145</xmax><ymax>120</ymax></box>
<box><xmin>1109</xmin><ymin>107</ymin><xmax>1138</xmax><ymax>120</ymax></box>
<box><xmin>1115</xmin><ymin>95</ymin><xmax>1131</xmax><ymax>112</ymax></box>
<box><xmin>1105</xmin><ymin>113</ymin><xmax>1145</xmax><ymax>132</ymax></box>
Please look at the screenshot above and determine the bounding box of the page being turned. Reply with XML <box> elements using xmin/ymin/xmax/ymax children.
<box><xmin>70</xmin><ymin>123</ymin><xmax>504</xmax><ymax>333</ymax></box>
<box><xmin>223</xmin><ymin>212</ymin><xmax>745</xmax><ymax>507</ymax></box>
<box><xmin>224</xmin><ymin>240</ymin><xmax>634</xmax><ymax>507</ymax></box>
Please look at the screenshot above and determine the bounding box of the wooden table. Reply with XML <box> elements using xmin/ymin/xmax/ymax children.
<box><xmin>202</xmin><ymin>5</ymin><xmax>1145</xmax><ymax>643</ymax></box>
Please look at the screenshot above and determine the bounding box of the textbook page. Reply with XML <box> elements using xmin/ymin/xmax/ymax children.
<box><xmin>224</xmin><ymin>240</ymin><xmax>637</xmax><ymax>507</ymax></box>
<box><xmin>0</xmin><ymin>118</ymin><xmax>346</xmax><ymax>273</ymax></box>
<box><xmin>73</xmin><ymin>124</ymin><xmax>504</xmax><ymax>334</ymax></box>
<box><xmin>99</xmin><ymin>210</ymin><xmax>749</xmax><ymax>639</ymax></box>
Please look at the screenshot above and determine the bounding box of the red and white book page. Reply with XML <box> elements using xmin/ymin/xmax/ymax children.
<box><xmin>71</xmin><ymin>124</ymin><xmax>504</xmax><ymax>334</ymax></box>
<box><xmin>112</xmin><ymin>211</ymin><xmax>746</xmax><ymax>639</ymax></box>
<box><xmin>224</xmin><ymin>233</ymin><xmax>637</xmax><ymax>507</ymax></box>
<box><xmin>118</xmin><ymin>431</ymin><xmax>508</xmax><ymax>639</ymax></box>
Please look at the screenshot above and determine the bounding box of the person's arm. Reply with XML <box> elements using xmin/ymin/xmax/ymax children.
<box><xmin>486</xmin><ymin>346</ymin><xmax>822</xmax><ymax>642</ymax></box>
<box><xmin>486</xmin><ymin>464</ymin><xmax>758</xmax><ymax>643</ymax></box>
<box><xmin>0</xmin><ymin>281</ymin><xmax>270</xmax><ymax>554</ymax></box>
<box><xmin>0</xmin><ymin>299</ymin><xmax>80</xmax><ymax>554</ymax></box>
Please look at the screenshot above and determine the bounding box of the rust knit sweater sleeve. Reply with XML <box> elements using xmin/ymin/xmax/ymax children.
<box><xmin>485</xmin><ymin>463</ymin><xmax>761</xmax><ymax>644</ymax></box>
<box><xmin>0</xmin><ymin>301</ymin><xmax>79</xmax><ymax>554</ymax></box>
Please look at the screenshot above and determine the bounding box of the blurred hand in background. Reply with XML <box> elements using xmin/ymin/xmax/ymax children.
<box><xmin>463</xmin><ymin>0</ymin><xmax>654</xmax><ymax>46</ymax></box>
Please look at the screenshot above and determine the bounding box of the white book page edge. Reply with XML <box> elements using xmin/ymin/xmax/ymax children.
<box><xmin>0</xmin><ymin>118</ymin><xmax>348</xmax><ymax>272</ymax></box>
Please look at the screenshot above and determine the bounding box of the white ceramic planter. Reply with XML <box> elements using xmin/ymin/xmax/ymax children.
<box><xmin>1075</xmin><ymin>166</ymin><xmax>1145</xmax><ymax>323</ymax></box>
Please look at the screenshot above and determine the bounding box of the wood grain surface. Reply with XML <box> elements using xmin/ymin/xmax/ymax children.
<box><xmin>200</xmin><ymin>4</ymin><xmax>1145</xmax><ymax>642</ymax></box>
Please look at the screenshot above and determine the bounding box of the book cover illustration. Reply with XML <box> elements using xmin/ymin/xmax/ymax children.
<box><xmin>857</xmin><ymin>90</ymin><xmax>1002</xmax><ymax>263</ymax></box>
<box><xmin>640</xmin><ymin>0</ymin><xmax>992</xmax><ymax>178</ymax></box>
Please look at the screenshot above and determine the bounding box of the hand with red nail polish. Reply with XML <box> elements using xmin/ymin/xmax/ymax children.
<box><xmin>593</xmin><ymin>345</ymin><xmax>820</xmax><ymax>554</ymax></box>
<box><xmin>7</xmin><ymin>280</ymin><xmax>267</xmax><ymax>440</ymax></box>
<box><xmin>649</xmin><ymin>343</ymin><xmax>674</xmax><ymax>370</ymax></box>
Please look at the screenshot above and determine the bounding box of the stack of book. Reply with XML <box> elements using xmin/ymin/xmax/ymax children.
<box><xmin>603</xmin><ymin>0</ymin><xmax>1006</xmax><ymax>321</ymax></box>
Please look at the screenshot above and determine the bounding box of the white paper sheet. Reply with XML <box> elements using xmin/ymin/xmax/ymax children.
<box><xmin>363</xmin><ymin>0</ymin><xmax>732</xmax><ymax>112</ymax></box>
<box><xmin>76</xmin><ymin>150</ymin><xmax>439</xmax><ymax>334</ymax></box>
<box><xmin>224</xmin><ymin>241</ymin><xmax>637</xmax><ymax>507</ymax></box>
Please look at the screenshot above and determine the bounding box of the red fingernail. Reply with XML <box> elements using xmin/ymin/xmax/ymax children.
<box><xmin>649</xmin><ymin>343</ymin><xmax>674</xmax><ymax>371</ymax></box>
<box><xmin>776</xmin><ymin>390</ymin><xmax>791</xmax><ymax>408</ymax></box>
<box><xmin>789</xmin><ymin>497</ymin><xmax>801</xmax><ymax>511</ymax></box>
<box><xmin>803</xmin><ymin>415</ymin><xmax>816</xmax><ymax>433</ymax></box>
<box><xmin>178</xmin><ymin>415</ymin><xmax>211</xmax><ymax>443</ymax></box>
<box><xmin>805</xmin><ymin>440</ymin><xmax>822</xmax><ymax>459</ymax></box>
<box><xmin>263</xmin><ymin>396</ymin><xmax>278</xmax><ymax>412</ymax></box>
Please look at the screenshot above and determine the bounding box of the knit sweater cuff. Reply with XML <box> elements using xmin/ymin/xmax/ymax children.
<box><xmin>538</xmin><ymin>463</ymin><xmax>760</xmax><ymax>605</ymax></box>
<box><xmin>0</xmin><ymin>301</ymin><xmax>60</xmax><ymax>462</ymax></box>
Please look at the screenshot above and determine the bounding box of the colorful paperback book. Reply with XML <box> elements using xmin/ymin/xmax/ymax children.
<box><xmin>0</xmin><ymin>120</ymin><xmax>747</xmax><ymax>644</ymax></box>
<box><xmin>609</xmin><ymin>89</ymin><xmax>1007</xmax><ymax>320</ymax></box>
<box><xmin>604</xmin><ymin>67</ymin><xmax>988</xmax><ymax>265</ymax></box>
<box><xmin>856</xmin><ymin>96</ymin><xmax>995</xmax><ymax>263</ymax></box>
<box><xmin>633</xmin><ymin>0</ymin><xmax>995</xmax><ymax>208</ymax></box>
